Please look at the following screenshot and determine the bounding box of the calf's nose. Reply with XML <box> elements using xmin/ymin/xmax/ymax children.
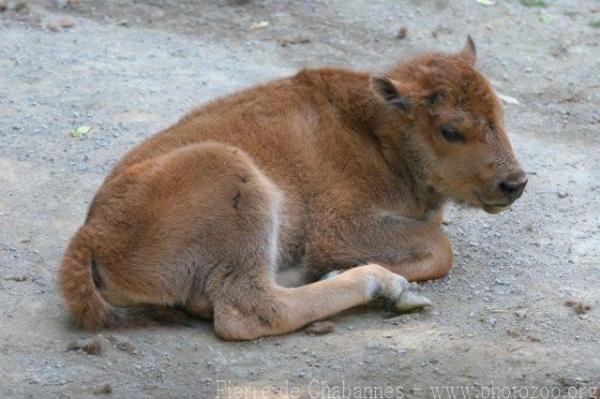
<box><xmin>498</xmin><ymin>170</ymin><xmax>527</xmax><ymax>201</ymax></box>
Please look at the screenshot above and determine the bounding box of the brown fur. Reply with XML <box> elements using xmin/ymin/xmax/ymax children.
<box><xmin>58</xmin><ymin>38</ymin><xmax>526</xmax><ymax>340</ymax></box>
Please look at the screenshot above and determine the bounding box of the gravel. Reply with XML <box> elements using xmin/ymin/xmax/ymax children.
<box><xmin>1</xmin><ymin>0</ymin><xmax>599</xmax><ymax>397</ymax></box>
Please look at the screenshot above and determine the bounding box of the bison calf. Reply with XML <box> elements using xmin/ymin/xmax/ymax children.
<box><xmin>59</xmin><ymin>37</ymin><xmax>526</xmax><ymax>340</ymax></box>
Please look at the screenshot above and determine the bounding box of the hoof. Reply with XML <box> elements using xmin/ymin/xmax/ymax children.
<box><xmin>393</xmin><ymin>288</ymin><xmax>432</xmax><ymax>312</ymax></box>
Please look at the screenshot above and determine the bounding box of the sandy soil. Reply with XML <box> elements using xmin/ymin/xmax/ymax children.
<box><xmin>1</xmin><ymin>0</ymin><xmax>599</xmax><ymax>398</ymax></box>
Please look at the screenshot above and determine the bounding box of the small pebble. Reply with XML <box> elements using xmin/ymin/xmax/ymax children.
<box><xmin>396</xmin><ymin>27</ymin><xmax>408</xmax><ymax>40</ymax></box>
<box><xmin>565</xmin><ymin>299</ymin><xmax>591</xmax><ymax>315</ymax></box>
<box><xmin>6</xmin><ymin>275</ymin><xmax>28</xmax><ymax>282</ymax></box>
<box><xmin>93</xmin><ymin>383</ymin><xmax>112</xmax><ymax>395</ymax></box>
<box><xmin>67</xmin><ymin>336</ymin><xmax>107</xmax><ymax>355</ymax></box>
<box><xmin>14</xmin><ymin>1</ymin><xmax>28</xmax><ymax>13</ymax></box>
<box><xmin>61</xmin><ymin>17</ymin><xmax>75</xmax><ymax>28</ymax></box>
<box><xmin>514</xmin><ymin>310</ymin><xmax>527</xmax><ymax>318</ymax></box>
<box><xmin>305</xmin><ymin>321</ymin><xmax>335</xmax><ymax>335</ymax></box>
<box><xmin>47</xmin><ymin>22</ymin><xmax>62</xmax><ymax>32</ymax></box>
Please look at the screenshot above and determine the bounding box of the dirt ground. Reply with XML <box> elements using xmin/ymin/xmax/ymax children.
<box><xmin>1</xmin><ymin>0</ymin><xmax>599</xmax><ymax>398</ymax></box>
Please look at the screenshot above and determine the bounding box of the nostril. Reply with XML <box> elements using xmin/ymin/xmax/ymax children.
<box><xmin>498</xmin><ymin>177</ymin><xmax>527</xmax><ymax>199</ymax></box>
<box><xmin>499</xmin><ymin>181</ymin><xmax>518</xmax><ymax>195</ymax></box>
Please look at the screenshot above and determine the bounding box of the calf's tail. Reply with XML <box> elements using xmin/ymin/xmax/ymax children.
<box><xmin>58</xmin><ymin>226</ymin><xmax>190</xmax><ymax>330</ymax></box>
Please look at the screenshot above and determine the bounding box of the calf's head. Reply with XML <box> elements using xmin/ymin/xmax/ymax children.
<box><xmin>372</xmin><ymin>37</ymin><xmax>527</xmax><ymax>213</ymax></box>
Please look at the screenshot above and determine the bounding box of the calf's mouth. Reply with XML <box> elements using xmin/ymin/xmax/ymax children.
<box><xmin>474</xmin><ymin>191</ymin><xmax>515</xmax><ymax>214</ymax></box>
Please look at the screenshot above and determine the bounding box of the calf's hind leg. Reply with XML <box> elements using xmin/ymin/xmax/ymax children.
<box><xmin>212</xmin><ymin>264</ymin><xmax>432</xmax><ymax>340</ymax></box>
<box><xmin>205</xmin><ymin>176</ymin><xmax>432</xmax><ymax>339</ymax></box>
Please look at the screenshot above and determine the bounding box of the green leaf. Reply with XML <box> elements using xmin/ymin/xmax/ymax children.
<box><xmin>520</xmin><ymin>0</ymin><xmax>547</xmax><ymax>8</ymax></box>
<box><xmin>539</xmin><ymin>13</ymin><xmax>552</xmax><ymax>23</ymax></box>
<box><xmin>69</xmin><ymin>125</ymin><xmax>92</xmax><ymax>138</ymax></box>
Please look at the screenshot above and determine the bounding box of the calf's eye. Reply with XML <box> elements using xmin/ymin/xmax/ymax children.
<box><xmin>441</xmin><ymin>128</ymin><xmax>465</xmax><ymax>143</ymax></box>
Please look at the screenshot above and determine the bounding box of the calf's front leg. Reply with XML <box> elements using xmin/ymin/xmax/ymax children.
<box><xmin>312</xmin><ymin>213</ymin><xmax>453</xmax><ymax>282</ymax></box>
<box><xmin>377</xmin><ymin>221</ymin><xmax>453</xmax><ymax>282</ymax></box>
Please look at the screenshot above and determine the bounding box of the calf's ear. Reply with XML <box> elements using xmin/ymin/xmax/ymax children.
<box><xmin>458</xmin><ymin>35</ymin><xmax>477</xmax><ymax>66</ymax></box>
<box><xmin>371</xmin><ymin>76</ymin><xmax>413</xmax><ymax>112</ymax></box>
